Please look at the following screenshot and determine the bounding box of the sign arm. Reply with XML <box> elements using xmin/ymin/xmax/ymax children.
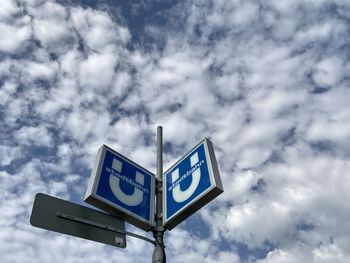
<box><xmin>56</xmin><ymin>212</ymin><xmax>156</xmax><ymax>245</ymax></box>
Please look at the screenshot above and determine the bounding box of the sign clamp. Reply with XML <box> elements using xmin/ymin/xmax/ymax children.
<box><xmin>56</xmin><ymin>212</ymin><xmax>155</xmax><ymax>245</ymax></box>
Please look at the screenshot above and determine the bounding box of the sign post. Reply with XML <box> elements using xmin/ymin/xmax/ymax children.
<box><xmin>152</xmin><ymin>126</ymin><xmax>166</xmax><ymax>263</ymax></box>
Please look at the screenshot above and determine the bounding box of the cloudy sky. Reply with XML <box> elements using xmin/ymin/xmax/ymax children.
<box><xmin>1</xmin><ymin>0</ymin><xmax>350</xmax><ymax>262</ymax></box>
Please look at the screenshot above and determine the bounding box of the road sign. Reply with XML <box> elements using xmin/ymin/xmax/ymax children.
<box><xmin>163</xmin><ymin>138</ymin><xmax>223</xmax><ymax>229</ymax></box>
<box><xmin>30</xmin><ymin>193</ymin><xmax>126</xmax><ymax>248</ymax></box>
<box><xmin>85</xmin><ymin>144</ymin><xmax>155</xmax><ymax>231</ymax></box>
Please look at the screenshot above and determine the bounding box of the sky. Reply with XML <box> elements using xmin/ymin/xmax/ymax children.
<box><xmin>1</xmin><ymin>0</ymin><xmax>350</xmax><ymax>262</ymax></box>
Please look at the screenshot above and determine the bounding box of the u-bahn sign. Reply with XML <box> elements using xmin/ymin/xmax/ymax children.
<box><xmin>85</xmin><ymin>145</ymin><xmax>155</xmax><ymax>231</ymax></box>
<box><xmin>163</xmin><ymin>138</ymin><xmax>223</xmax><ymax>229</ymax></box>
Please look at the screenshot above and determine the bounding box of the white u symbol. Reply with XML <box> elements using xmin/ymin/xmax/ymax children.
<box><xmin>171</xmin><ymin>152</ymin><xmax>201</xmax><ymax>203</ymax></box>
<box><xmin>109</xmin><ymin>159</ymin><xmax>144</xmax><ymax>206</ymax></box>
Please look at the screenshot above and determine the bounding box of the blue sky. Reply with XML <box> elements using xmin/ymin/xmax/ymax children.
<box><xmin>1</xmin><ymin>0</ymin><xmax>350</xmax><ymax>262</ymax></box>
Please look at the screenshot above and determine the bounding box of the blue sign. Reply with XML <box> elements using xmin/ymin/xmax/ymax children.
<box><xmin>85</xmin><ymin>145</ymin><xmax>155</xmax><ymax>231</ymax></box>
<box><xmin>163</xmin><ymin>138</ymin><xmax>223</xmax><ymax>229</ymax></box>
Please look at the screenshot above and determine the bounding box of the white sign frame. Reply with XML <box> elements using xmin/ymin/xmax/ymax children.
<box><xmin>163</xmin><ymin>138</ymin><xmax>223</xmax><ymax>230</ymax></box>
<box><xmin>85</xmin><ymin>145</ymin><xmax>155</xmax><ymax>231</ymax></box>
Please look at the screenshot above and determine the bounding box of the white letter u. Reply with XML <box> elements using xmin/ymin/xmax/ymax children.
<box><xmin>109</xmin><ymin>159</ymin><xmax>144</xmax><ymax>206</ymax></box>
<box><xmin>171</xmin><ymin>152</ymin><xmax>201</xmax><ymax>203</ymax></box>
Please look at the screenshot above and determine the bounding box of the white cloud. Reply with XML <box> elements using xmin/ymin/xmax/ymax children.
<box><xmin>256</xmin><ymin>239</ymin><xmax>350</xmax><ymax>263</ymax></box>
<box><xmin>30</xmin><ymin>1</ymin><xmax>75</xmax><ymax>52</ymax></box>
<box><xmin>112</xmin><ymin>116</ymin><xmax>146</xmax><ymax>147</ymax></box>
<box><xmin>0</xmin><ymin>23</ymin><xmax>31</xmax><ymax>53</ymax></box>
<box><xmin>1</xmin><ymin>0</ymin><xmax>350</xmax><ymax>262</ymax></box>
<box><xmin>59</xmin><ymin>49</ymin><xmax>82</xmax><ymax>77</ymax></box>
<box><xmin>305</xmin><ymin>116</ymin><xmax>350</xmax><ymax>144</ymax></box>
<box><xmin>295</xmin><ymin>19</ymin><xmax>347</xmax><ymax>47</ymax></box>
<box><xmin>230</xmin><ymin>1</ymin><xmax>259</xmax><ymax>27</ymax></box>
<box><xmin>64</xmin><ymin>109</ymin><xmax>111</xmax><ymax>143</ymax></box>
<box><xmin>3</xmin><ymin>97</ymin><xmax>28</xmax><ymax>124</ymax></box>
<box><xmin>0</xmin><ymin>80</ymin><xmax>17</xmax><ymax>105</ymax></box>
<box><xmin>47</xmin><ymin>180</ymin><xmax>68</xmax><ymax>197</ymax></box>
<box><xmin>223</xmin><ymin>201</ymin><xmax>292</xmax><ymax>248</ymax></box>
<box><xmin>33</xmin><ymin>18</ymin><xmax>72</xmax><ymax>49</ymax></box>
<box><xmin>157</xmin><ymin>112</ymin><xmax>205</xmax><ymax>146</ymax></box>
<box><xmin>312</xmin><ymin>56</ymin><xmax>345</xmax><ymax>87</ymax></box>
<box><xmin>78</xmin><ymin>49</ymin><xmax>117</xmax><ymax>90</ymax></box>
<box><xmin>71</xmin><ymin>6</ymin><xmax>130</xmax><ymax>51</ymax></box>
<box><xmin>0</xmin><ymin>145</ymin><xmax>19</xmax><ymax>166</ymax></box>
<box><xmin>313</xmin><ymin>241</ymin><xmax>349</xmax><ymax>263</ymax></box>
<box><xmin>36</xmin><ymin>77</ymin><xmax>79</xmax><ymax>116</ymax></box>
<box><xmin>206</xmin><ymin>252</ymin><xmax>240</xmax><ymax>263</ymax></box>
<box><xmin>15</xmin><ymin>126</ymin><xmax>53</xmax><ymax>147</ymax></box>
<box><xmin>165</xmin><ymin>227</ymin><xmax>240</xmax><ymax>263</ymax></box>
<box><xmin>257</xmin><ymin>247</ymin><xmax>308</xmax><ymax>263</ymax></box>
<box><xmin>270</xmin><ymin>17</ymin><xmax>299</xmax><ymax>41</ymax></box>
<box><xmin>0</xmin><ymin>0</ymin><xmax>21</xmax><ymax>21</ymax></box>
<box><xmin>267</xmin><ymin>0</ymin><xmax>300</xmax><ymax>14</ymax></box>
<box><xmin>23</xmin><ymin>60</ymin><xmax>58</xmax><ymax>80</ymax></box>
<box><xmin>129</xmin><ymin>145</ymin><xmax>157</xmax><ymax>172</ymax></box>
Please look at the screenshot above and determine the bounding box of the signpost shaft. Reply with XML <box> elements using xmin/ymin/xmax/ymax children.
<box><xmin>152</xmin><ymin>126</ymin><xmax>166</xmax><ymax>263</ymax></box>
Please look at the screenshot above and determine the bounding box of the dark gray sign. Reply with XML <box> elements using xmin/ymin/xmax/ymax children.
<box><xmin>30</xmin><ymin>193</ymin><xmax>126</xmax><ymax>248</ymax></box>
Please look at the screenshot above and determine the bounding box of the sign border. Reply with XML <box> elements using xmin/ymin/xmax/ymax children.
<box><xmin>163</xmin><ymin>138</ymin><xmax>223</xmax><ymax>229</ymax></box>
<box><xmin>85</xmin><ymin>144</ymin><xmax>155</xmax><ymax>231</ymax></box>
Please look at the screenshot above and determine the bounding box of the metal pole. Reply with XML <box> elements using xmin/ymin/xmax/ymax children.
<box><xmin>152</xmin><ymin>126</ymin><xmax>166</xmax><ymax>263</ymax></box>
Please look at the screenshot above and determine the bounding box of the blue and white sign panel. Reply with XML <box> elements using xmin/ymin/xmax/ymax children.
<box><xmin>85</xmin><ymin>145</ymin><xmax>155</xmax><ymax>231</ymax></box>
<box><xmin>163</xmin><ymin>138</ymin><xmax>223</xmax><ymax>229</ymax></box>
